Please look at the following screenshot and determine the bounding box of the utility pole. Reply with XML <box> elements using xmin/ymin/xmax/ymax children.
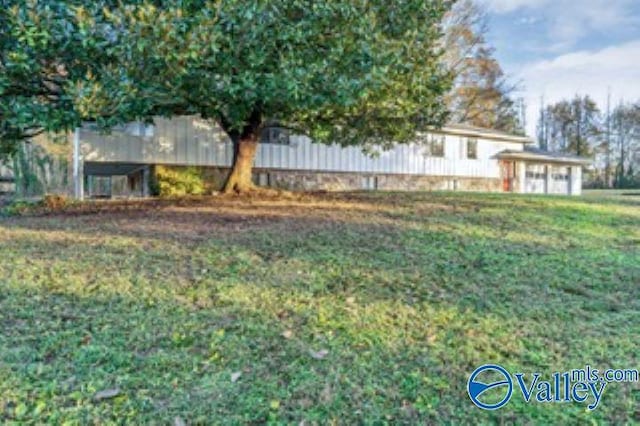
<box><xmin>605</xmin><ymin>87</ymin><xmax>612</xmax><ymax>188</ymax></box>
<box><xmin>519</xmin><ymin>97</ymin><xmax>527</xmax><ymax>135</ymax></box>
<box><xmin>538</xmin><ymin>95</ymin><xmax>546</xmax><ymax>150</ymax></box>
<box><xmin>616</xmin><ymin>99</ymin><xmax>625</xmax><ymax>188</ymax></box>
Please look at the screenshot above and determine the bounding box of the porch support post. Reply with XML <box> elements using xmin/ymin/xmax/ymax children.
<box><xmin>545</xmin><ymin>165</ymin><xmax>552</xmax><ymax>195</ymax></box>
<box><xmin>142</xmin><ymin>166</ymin><xmax>150</xmax><ymax>197</ymax></box>
<box><xmin>73</xmin><ymin>127</ymin><xmax>84</xmax><ymax>200</ymax></box>
<box><xmin>516</xmin><ymin>161</ymin><xmax>526</xmax><ymax>194</ymax></box>
<box><xmin>571</xmin><ymin>166</ymin><xmax>582</xmax><ymax>196</ymax></box>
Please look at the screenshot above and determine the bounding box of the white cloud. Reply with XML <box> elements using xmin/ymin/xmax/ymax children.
<box><xmin>517</xmin><ymin>40</ymin><xmax>640</xmax><ymax>136</ymax></box>
<box><xmin>517</xmin><ymin>16</ymin><xmax>540</xmax><ymax>25</ymax></box>
<box><xmin>480</xmin><ymin>0</ymin><xmax>549</xmax><ymax>13</ymax></box>
<box><xmin>481</xmin><ymin>0</ymin><xmax>639</xmax><ymax>48</ymax></box>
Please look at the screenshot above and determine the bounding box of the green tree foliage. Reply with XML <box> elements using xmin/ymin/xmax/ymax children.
<box><xmin>87</xmin><ymin>0</ymin><xmax>455</xmax><ymax>192</ymax></box>
<box><xmin>2</xmin><ymin>0</ymin><xmax>455</xmax><ymax>193</ymax></box>
<box><xmin>0</xmin><ymin>1</ymin><xmax>84</xmax><ymax>156</ymax></box>
<box><xmin>10</xmin><ymin>141</ymin><xmax>69</xmax><ymax>197</ymax></box>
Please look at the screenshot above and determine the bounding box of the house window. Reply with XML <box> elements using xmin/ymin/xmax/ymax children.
<box><xmin>87</xmin><ymin>176</ymin><xmax>112</xmax><ymax>199</ymax></box>
<box><xmin>361</xmin><ymin>176</ymin><xmax>378</xmax><ymax>190</ymax></box>
<box><xmin>253</xmin><ymin>172</ymin><xmax>271</xmax><ymax>187</ymax></box>
<box><xmin>552</xmin><ymin>173</ymin><xmax>569</xmax><ymax>181</ymax></box>
<box><xmin>124</xmin><ymin>122</ymin><xmax>154</xmax><ymax>138</ymax></box>
<box><xmin>466</xmin><ymin>138</ymin><xmax>478</xmax><ymax>159</ymax></box>
<box><xmin>261</xmin><ymin>127</ymin><xmax>290</xmax><ymax>145</ymax></box>
<box><xmin>526</xmin><ymin>170</ymin><xmax>546</xmax><ymax>180</ymax></box>
<box><xmin>85</xmin><ymin>121</ymin><xmax>155</xmax><ymax>138</ymax></box>
<box><xmin>425</xmin><ymin>134</ymin><xmax>445</xmax><ymax>157</ymax></box>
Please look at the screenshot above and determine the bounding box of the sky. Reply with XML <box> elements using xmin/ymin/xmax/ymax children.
<box><xmin>478</xmin><ymin>0</ymin><xmax>640</xmax><ymax>136</ymax></box>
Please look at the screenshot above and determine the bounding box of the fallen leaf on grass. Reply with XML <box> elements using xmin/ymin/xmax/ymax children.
<box><xmin>320</xmin><ymin>383</ymin><xmax>333</xmax><ymax>403</ymax></box>
<box><xmin>93</xmin><ymin>388</ymin><xmax>121</xmax><ymax>402</ymax></box>
<box><xmin>281</xmin><ymin>330</ymin><xmax>294</xmax><ymax>339</ymax></box>
<box><xmin>309</xmin><ymin>349</ymin><xmax>329</xmax><ymax>360</ymax></box>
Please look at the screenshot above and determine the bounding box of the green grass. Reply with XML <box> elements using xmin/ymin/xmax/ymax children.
<box><xmin>1</xmin><ymin>191</ymin><xmax>639</xmax><ymax>424</ymax></box>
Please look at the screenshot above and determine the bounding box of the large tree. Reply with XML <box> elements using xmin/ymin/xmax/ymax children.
<box><xmin>2</xmin><ymin>0</ymin><xmax>455</xmax><ymax>194</ymax></box>
<box><xmin>441</xmin><ymin>0</ymin><xmax>523</xmax><ymax>134</ymax></box>
<box><xmin>537</xmin><ymin>95</ymin><xmax>600</xmax><ymax>157</ymax></box>
<box><xmin>610</xmin><ymin>102</ymin><xmax>640</xmax><ymax>188</ymax></box>
<box><xmin>539</xmin><ymin>96</ymin><xmax>640</xmax><ymax>188</ymax></box>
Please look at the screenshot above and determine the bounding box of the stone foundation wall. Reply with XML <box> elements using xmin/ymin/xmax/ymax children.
<box><xmin>378</xmin><ymin>174</ymin><xmax>501</xmax><ymax>192</ymax></box>
<box><xmin>153</xmin><ymin>165</ymin><xmax>502</xmax><ymax>194</ymax></box>
<box><xmin>255</xmin><ymin>168</ymin><xmax>501</xmax><ymax>193</ymax></box>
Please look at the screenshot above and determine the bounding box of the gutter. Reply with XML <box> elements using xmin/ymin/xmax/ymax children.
<box><xmin>435</xmin><ymin>126</ymin><xmax>535</xmax><ymax>144</ymax></box>
<box><xmin>497</xmin><ymin>151</ymin><xmax>592</xmax><ymax>166</ymax></box>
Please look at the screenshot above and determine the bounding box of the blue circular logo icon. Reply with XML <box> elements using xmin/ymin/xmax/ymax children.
<box><xmin>468</xmin><ymin>364</ymin><xmax>513</xmax><ymax>410</ymax></box>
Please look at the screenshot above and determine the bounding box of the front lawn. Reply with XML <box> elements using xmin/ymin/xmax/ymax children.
<box><xmin>1</xmin><ymin>191</ymin><xmax>639</xmax><ymax>423</ymax></box>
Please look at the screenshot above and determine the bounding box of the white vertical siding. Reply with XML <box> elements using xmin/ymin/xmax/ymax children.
<box><xmin>81</xmin><ymin>116</ymin><xmax>526</xmax><ymax>178</ymax></box>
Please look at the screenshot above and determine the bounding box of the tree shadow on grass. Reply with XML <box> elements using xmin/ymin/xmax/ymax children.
<box><xmin>2</xmin><ymin>191</ymin><xmax>638</xmax><ymax>314</ymax></box>
<box><xmin>2</xmin><ymin>206</ymin><xmax>638</xmax><ymax>335</ymax></box>
<box><xmin>3</xmin><ymin>190</ymin><xmax>637</xmax><ymax>248</ymax></box>
<box><xmin>1</xmin><ymin>190</ymin><xmax>638</xmax><ymax>423</ymax></box>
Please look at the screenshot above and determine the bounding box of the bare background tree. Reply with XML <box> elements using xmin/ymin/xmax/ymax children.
<box><xmin>442</xmin><ymin>0</ymin><xmax>524</xmax><ymax>134</ymax></box>
<box><xmin>610</xmin><ymin>102</ymin><xmax>640</xmax><ymax>188</ymax></box>
<box><xmin>537</xmin><ymin>95</ymin><xmax>640</xmax><ymax>188</ymax></box>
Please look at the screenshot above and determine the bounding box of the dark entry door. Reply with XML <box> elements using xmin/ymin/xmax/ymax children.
<box><xmin>500</xmin><ymin>161</ymin><xmax>515</xmax><ymax>192</ymax></box>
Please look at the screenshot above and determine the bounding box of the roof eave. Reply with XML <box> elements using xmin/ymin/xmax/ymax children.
<box><xmin>497</xmin><ymin>152</ymin><xmax>592</xmax><ymax>166</ymax></box>
<box><xmin>438</xmin><ymin>126</ymin><xmax>535</xmax><ymax>144</ymax></box>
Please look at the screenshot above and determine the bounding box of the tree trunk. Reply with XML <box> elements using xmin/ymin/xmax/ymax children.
<box><xmin>223</xmin><ymin>134</ymin><xmax>259</xmax><ymax>194</ymax></box>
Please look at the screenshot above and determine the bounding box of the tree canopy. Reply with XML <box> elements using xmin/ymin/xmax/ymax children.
<box><xmin>1</xmin><ymin>1</ymin><xmax>76</xmax><ymax>156</ymax></box>
<box><xmin>2</xmin><ymin>0</ymin><xmax>455</xmax><ymax>192</ymax></box>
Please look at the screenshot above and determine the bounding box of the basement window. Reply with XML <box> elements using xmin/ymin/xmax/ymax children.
<box><xmin>254</xmin><ymin>172</ymin><xmax>271</xmax><ymax>187</ymax></box>
<box><xmin>361</xmin><ymin>176</ymin><xmax>378</xmax><ymax>191</ymax></box>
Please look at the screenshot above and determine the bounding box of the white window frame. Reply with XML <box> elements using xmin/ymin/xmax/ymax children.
<box><xmin>424</xmin><ymin>134</ymin><xmax>445</xmax><ymax>157</ymax></box>
<box><xmin>466</xmin><ymin>138</ymin><xmax>478</xmax><ymax>160</ymax></box>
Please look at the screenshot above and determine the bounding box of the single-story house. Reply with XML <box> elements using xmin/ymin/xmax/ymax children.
<box><xmin>73</xmin><ymin>116</ymin><xmax>590</xmax><ymax>198</ymax></box>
